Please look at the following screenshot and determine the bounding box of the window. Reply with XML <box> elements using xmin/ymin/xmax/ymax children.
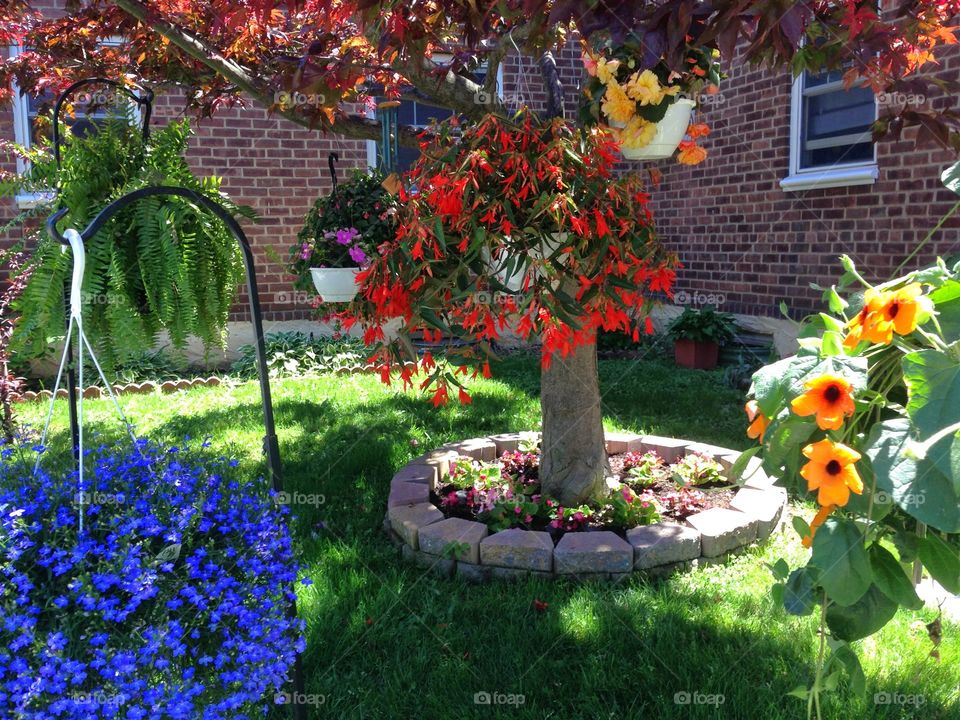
<box><xmin>781</xmin><ymin>69</ymin><xmax>878</xmax><ymax>192</ymax></box>
<box><xmin>9</xmin><ymin>40</ymin><xmax>134</xmax><ymax>206</ymax></box>
<box><xmin>366</xmin><ymin>57</ymin><xmax>501</xmax><ymax>172</ymax></box>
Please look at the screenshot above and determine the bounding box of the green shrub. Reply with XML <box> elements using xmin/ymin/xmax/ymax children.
<box><xmin>667</xmin><ymin>306</ymin><xmax>736</xmax><ymax>344</ymax></box>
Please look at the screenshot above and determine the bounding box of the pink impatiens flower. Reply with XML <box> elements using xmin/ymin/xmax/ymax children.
<box><xmin>348</xmin><ymin>245</ymin><xmax>367</xmax><ymax>265</ymax></box>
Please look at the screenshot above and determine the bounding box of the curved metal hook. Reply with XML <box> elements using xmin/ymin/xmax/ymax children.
<box><xmin>47</xmin><ymin>184</ymin><xmax>306</xmax><ymax>720</ymax></box>
<box><xmin>45</xmin><ymin>186</ymin><xmax>279</xmax><ymax>493</ymax></box>
<box><xmin>52</xmin><ymin>78</ymin><xmax>154</xmax><ymax>170</ymax></box>
<box><xmin>328</xmin><ymin>152</ymin><xmax>339</xmax><ymax>192</ymax></box>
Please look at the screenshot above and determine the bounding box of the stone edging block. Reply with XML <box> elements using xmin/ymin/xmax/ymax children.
<box><xmin>389</xmin><ymin>433</ymin><xmax>783</xmax><ymax>581</ymax></box>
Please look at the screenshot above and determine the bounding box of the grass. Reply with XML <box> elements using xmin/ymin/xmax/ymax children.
<box><xmin>18</xmin><ymin>355</ymin><xmax>959</xmax><ymax>719</ymax></box>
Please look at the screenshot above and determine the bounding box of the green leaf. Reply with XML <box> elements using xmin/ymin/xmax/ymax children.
<box><xmin>820</xmin><ymin>330</ymin><xmax>844</xmax><ymax>356</ymax></box>
<box><xmin>830</xmin><ymin>642</ymin><xmax>866</xmax><ymax>698</ymax></box>
<box><xmin>825</xmin><ymin>584</ymin><xmax>898</xmax><ymax>642</ymax></box>
<box><xmin>826</xmin><ymin>287</ymin><xmax>848</xmax><ymax>314</ymax></box>
<box><xmin>821</xmin><ymin>670</ymin><xmax>841</xmax><ymax>692</ymax></box>
<box><xmin>772</xmin><ymin>582</ymin><xmax>785</xmax><ymax>607</ymax></box>
<box><xmin>902</xmin><ymin>349</ymin><xmax>960</xmax><ymax>492</ymax></box>
<box><xmin>792</xmin><ymin>515</ymin><xmax>811</xmax><ymax>539</ymax></box>
<box><xmin>786</xmin><ymin>685</ymin><xmax>810</xmax><ymax>701</ymax></box>
<box><xmin>893</xmin><ymin>528</ymin><xmax>921</xmax><ymax>564</ymax></box>
<box><xmin>918</xmin><ymin>534</ymin><xmax>960</xmax><ymax>594</ymax></box>
<box><xmin>749</xmin><ymin>355</ymin><xmax>818</xmax><ymax>417</ymax></box>
<box><xmin>941</xmin><ymin>159</ymin><xmax>960</xmax><ymax>195</ymax></box>
<box><xmin>819</xmin><ymin>312</ymin><xmax>846</xmax><ymax>334</ymax></box>
<box><xmin>869</xmin><ymin>544</ymin><xmax>923</xmax><ymax>610</ymax></box>
<box><xmin>728</xmin><ymin>446</ymin><xmax>761</xmax><ymax>484</ymax></box>
<box><xmin>783</xmin><ymin>567</ymin><xmax>817</xmax><ymax>616</ymax></box>
<box><xmin>810</xmin><ymin>518</ymin><xmax>872</xmax><ymax>607</ymax></box>
<box><xmin>866</xmin><ymin>419</ymin><xmax>960</xmax><ymax>533</ymax></box>
<box><xmin>770</xmin><ymin>558</ymin><xmax>790</xmax><ymax>582</ymax></box>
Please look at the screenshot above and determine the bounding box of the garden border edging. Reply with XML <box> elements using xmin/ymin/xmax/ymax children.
<box><xmin>384</xmin><ymin>432</ymin><xmax>788</xmax><ymax>582</ymax></box>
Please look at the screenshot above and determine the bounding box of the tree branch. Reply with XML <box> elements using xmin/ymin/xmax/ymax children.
<box><xmin>112</xmin><ymin>0</ymin><xmax>424</xmax><ymax>147</ymax></box>
<box><xmin>390</xmin><ymin>55</ymin><xmax>502</xmax><ymax>118</ymax></box>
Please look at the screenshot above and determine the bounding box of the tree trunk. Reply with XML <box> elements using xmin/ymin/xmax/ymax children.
<box><xmin>539</xmin><ymin>339</ymin><xmax>610</xmax><ymax>505</ymax></box>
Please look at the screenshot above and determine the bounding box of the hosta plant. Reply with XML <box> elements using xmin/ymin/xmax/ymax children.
<box><xmin>0</xmin><ymin>439</ymin><xmax>303</xmax><ymax>718</ymax></box>
<box><xmin>741</xmin><ymin>236</ymin><xmax>960</xmax><ymax>716</ymax></box>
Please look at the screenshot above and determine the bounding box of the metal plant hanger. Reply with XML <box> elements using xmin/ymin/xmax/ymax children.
<box><xmin>46</xmin><ymin>78</ymin><xmax>307</xmax><ymax>720</ymax></box>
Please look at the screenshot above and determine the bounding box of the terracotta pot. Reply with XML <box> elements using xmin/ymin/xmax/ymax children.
<box><xmin>674</xmin><ymin>338</ymin><xmax>719</xmax><ymax>370</ymax></box>
<box><xmin>310</xmin><ymin>267</ymin><xmax>360</xmax><ymax>302</ymax></box>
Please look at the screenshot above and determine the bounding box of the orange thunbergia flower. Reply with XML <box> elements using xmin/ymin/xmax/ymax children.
<box><xmin>801</xmin><ymin>503</ymin><xmax>836</xmax><ymax>548</ymax></box>
<box><xmin>878</xmin><ymin>282</ymin><xmax>925</xmax><ymax>337</ymax></box>
<box><xmin>744</xmin><ymin>400</ymin><xmax>769</xmax><ymax>442</ymax></box>
<box><xmin>790</xmin><ymin>374</ymin><xmax>856</xmax><ymax>430</ymax></box>
<box><xmin>800</xmin><ymin>439</ymin><xmax>864</xmax><ymax>507</ymax></box>
<box><xmin>844</xmin><ymin>283</ymin><xmax>927</xmax><ymax>347</ymax></box>
<box><xmin>677</xmin><ymin>140</ymin><xmax>707</xmax><ymax>165</ymax></box>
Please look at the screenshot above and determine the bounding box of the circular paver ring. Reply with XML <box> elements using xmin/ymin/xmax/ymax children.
<box><xmin>383</xmin><ymin>432</ymin><xmax>788</xmax><ymax>582</ymax></box>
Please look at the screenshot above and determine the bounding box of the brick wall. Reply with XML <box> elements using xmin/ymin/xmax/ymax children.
<box><xmin>504</xmin><ymin>44</ymin><xmax>960</xmax><ymax>321</ymax></box>
<box><xmin>4</xmin><ymin>18</ymin><xmax>960</xmax><ymax>330</ymax></box>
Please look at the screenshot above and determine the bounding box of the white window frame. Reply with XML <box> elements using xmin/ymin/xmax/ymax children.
<box><xmin>10</xmin><ymin>38</ymin><xmax>135</xmax><ymax>207</ymax></box>
<box><xmin>365</xmin><ymin>55</ymin><xmax>503</xmax><ymax>169</ymax></box>
<box><xmin>781</xmin><ymin>70</ymin><xmax>878</xmax><ymax>192</ymax></box>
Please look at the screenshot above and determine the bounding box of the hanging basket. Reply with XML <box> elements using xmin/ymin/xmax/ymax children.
<box><xmin>485</xmin><ymin>233</ymin><xmax>569</xmax><ymax>292</ymax></box>
<box><xmin>311</xmin><ymin>267</ymin><xmax>360</xmax><ymax>302</ymax></box>
<box><xmin>613</xmin><ymin>98</ymin><xmax>696</xmax><ymax>161</ymax></box>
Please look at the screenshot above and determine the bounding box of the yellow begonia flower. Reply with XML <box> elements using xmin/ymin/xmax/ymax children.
<box><xmin>619</xmin><ymin>116</ymin><xmax>657</xmax><ymax>149</ymax></box>
<box><xmin>625</xmin><ymin>69</ymin><xmax>663</xmax><ymax>106</ymax></box>
<box><xmin>601</xmin><ymin>80</ymin><xmax>637</xmax><ymax>125</ymax></box>
<box><xmin>596</xmin><ymin>58</ymin><xmax>621</xmax><ymax>85</ymax></box>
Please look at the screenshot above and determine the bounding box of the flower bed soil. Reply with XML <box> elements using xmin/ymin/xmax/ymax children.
<box><xmin>434</xmin><ymin>451</ymin><xmax>737</xmax><ymax>542</ymax></box>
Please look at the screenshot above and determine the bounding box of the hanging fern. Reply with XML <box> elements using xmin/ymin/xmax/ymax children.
<box><xmin>4</xmin><ymin>113</ymin><xmax>253</xmax><ymax>369</ymax></box>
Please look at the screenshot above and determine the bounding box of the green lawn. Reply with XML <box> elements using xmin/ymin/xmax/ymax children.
<box><xmin>20</xmin><ymin>356</ymin><xmax>959</xmax><ymax>719</ymax></box>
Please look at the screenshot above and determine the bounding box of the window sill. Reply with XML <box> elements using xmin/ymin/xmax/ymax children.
<box><xmin>780</xmin><ymin>165</ymin><xmax>878</xmax><ymax>192</ymax></box>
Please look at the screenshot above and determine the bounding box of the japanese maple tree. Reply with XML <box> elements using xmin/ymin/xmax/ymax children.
<box><xmin>2</xmin><ymin>0</ymin><xmax>960</xmax><ymax>504</ymax></box>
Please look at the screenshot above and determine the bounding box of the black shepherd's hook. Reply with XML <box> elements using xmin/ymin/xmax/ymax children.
<box><xmin>328</xmin><ymin>151</ymin><xmax>339</xmax><ymax>192</ymax></box>
<box><xmin>46</xmin><ymin>186</ymin><xmax>307</xmax><ymax>720</ymax></box>
<box><xmin>52</xmin><ymin>77</ymin><xmax>154</xmax><ymax>170</ymax></box>
<box><xmin>51</xmin><ymin>78</ymin><xmax>154</xmax><ymax>464</ymax></box>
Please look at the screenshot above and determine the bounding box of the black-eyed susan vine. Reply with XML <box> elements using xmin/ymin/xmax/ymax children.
<box><xmin>737</xmin><ymin>164</ymin><xmax>960</xmax><ymax>719</ymax></box>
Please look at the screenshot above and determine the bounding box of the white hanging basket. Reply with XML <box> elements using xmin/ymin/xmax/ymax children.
<box><xmin>310</xmin><ymin>267</ymin><xmax>360</xmax><ymax>302</ymax></box>
<box><xmin>613</xmin><ymin>98</ymin><xmax>696</xmax><ymax>161</ymax></box>
<box><xmin>485</xmin><ymin>233</ymin><xmax>569</xmax><ymax>292</ymax></box>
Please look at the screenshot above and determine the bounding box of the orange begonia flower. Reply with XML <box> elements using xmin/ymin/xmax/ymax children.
<box><xmin>687</xmin><ymin>122</ymin><xmax>710</xmax><ymax>139</ymax></box>
<box><xmin>800</xmin><ymin>439</ymin><xmax>864</xmax><ymax>507</ymax></box>
<box><xmin>801</xmin><ymin>503</ymin><xmax>836</xmax><ymax>548</ymax></box>
<box><xmin>790</xmin><ymin>374</ymin><xmax>856</xmax><ymax>430</ymax></box>
<box><xmin>744</xmin><ymin>400</ymin><xmax>769</xmax><ymax>442</ymax></box>
<box><xmin>677</xmin><ymin>141</ymin><xmax>707</xmax><ymax>165</ymax></box>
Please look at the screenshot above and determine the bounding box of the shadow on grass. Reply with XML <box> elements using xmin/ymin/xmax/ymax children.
<box><xmin>276</xmin><ymin>560</ymin><xmax>960</xmax><ymax>720</ymax></box>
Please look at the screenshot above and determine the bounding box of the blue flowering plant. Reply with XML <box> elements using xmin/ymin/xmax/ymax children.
<box><xmin>0</xmin><ymin>438</ymin><xmax>304</xmax><ymax>719</ymax></box>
